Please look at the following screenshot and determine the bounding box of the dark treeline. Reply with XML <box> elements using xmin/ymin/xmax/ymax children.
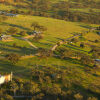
<box><xmin>1</xmin><ymin>0</ymin><xmax>100</xmax><ymax>24</ymax></box>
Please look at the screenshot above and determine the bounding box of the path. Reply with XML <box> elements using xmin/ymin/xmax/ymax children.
<box><xmin>24</xmin><ymin>38</ymin><xmax>38</xmax><ymax>49</ymax></box>
<box><xmin>15</xmin><ymin>36</ymin><xmax>38</xmax><ymax>49</ymax></box>
<box><xmin>51</xmin><ymin>34</ymin><xmax>81</xmax><ymax>51</ymax></box>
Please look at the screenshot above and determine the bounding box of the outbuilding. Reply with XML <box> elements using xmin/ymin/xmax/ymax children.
<box><xmin>0</xmin><ymin>35</ymin><xmax>12</xmax><ymax>41</ymax></box>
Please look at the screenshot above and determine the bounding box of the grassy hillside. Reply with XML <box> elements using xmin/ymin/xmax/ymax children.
<box><xmin>0</xmin><ymin>15</ymin><xmax>87</xmax><ymax>48</ymax></box>
<box><xmin>0</xmin><ymin>0</ymin><xmax>100</xmax><ymax>100</ymax></box>
<box><xmin>0</xmin><ymin>15</ymin><xmax>99</xmax><ymax>76</ymax></box>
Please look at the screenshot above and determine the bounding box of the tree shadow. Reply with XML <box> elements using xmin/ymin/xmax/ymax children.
<box><xmin>38</xmin><ymin>42</ymin><xmax>52</xmax><ymax>47</ymax></box>
<box><xmin>0</xmin><ymin>42</ymin><xmax>36</xmax><ymax>55</ymax></box>
<box><xmin>79</xmin><ymin>24</ymin><xmax>92</xmax><ymax>29</ymax></box>
<box><xmin>55</xmin><ymin>56</ymin><xmax>92</xmax><ymax>69</ymax></box>
<box><xmin>2</xmin><ymin>22</ymin><xmax>31</xmax><ymax>31</ymax></box>
<box><xmin>0</xmin><ymin>59</ymin><xmax>31</xmax><ymax>79</ymax></box>
<box><xmin>64</xmin><ymin>44</ymin><xmax>88</xmax><ymax>53</ymax></box>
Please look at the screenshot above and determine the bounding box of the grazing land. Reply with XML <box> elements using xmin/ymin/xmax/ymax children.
<box><xmin>0</xmin><ymin>0</ymin><xmax>100</xmax><ymax>100</ymax></box>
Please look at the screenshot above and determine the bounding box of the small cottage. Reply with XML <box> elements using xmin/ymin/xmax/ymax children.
<box><xmin>0</xmin><ymin>35</ymin><xmax>12</xmax><ymax>41</ymax></box>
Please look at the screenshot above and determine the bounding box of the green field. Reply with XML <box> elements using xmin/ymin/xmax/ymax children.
<box><xmin>0</xmin><ymin>15</ymin><xmax>87</xmax><ymax>48</ymax></box>
<box><xmin>0</xmin><ymin>15</ymin><xmax>100</xmax><ymax>78</ymax></box>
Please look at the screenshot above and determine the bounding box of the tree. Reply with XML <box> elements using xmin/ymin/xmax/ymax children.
<box><xmin>13</xmin><ymin>43</ymin><xmax>17</xmax><ymax>47</ymax></box>
<box><xmin>94</xmin><ymin>39</ymin><xmax>99</xmax><ymax>43</ymax></box>
<box><xmin>70</xmin><ymin>38</ymin><xmax>78</xmax><ymax>43</ymax></box>
<box><xmin>38</xmin><ymin>25</ymin><xmax>47</xmax><ymax>32</ymax></box>
<box><xmin>45</xmin><ymin>76</ymin><xmax>51</xmax><ymax>84</ymax></box>
<box><xmin>32</xmin><ymin>34</ymin><xmax>43</xmax><ymax>42</ymax></box>
<box><xmin>10</xmin><ymin>81</ymin><xmax>19</xmax><ymax>96</ymax></box>
<box><xmin>37</xmin><ymin>48</ymin><xmax>53</xmax><ymax>59</ymax></box>
<box><xmin>19</xmin><ymin>31</ymin><xmax>27</xmax><ymax>36</ymax></box>
<box><xmin>81</xmin><ymin>55</ymin><xmax>93</xmax><ymax>65</ymax></box>
<box><xmin>7</xmin><ymin>27</ymin><xmax>18</xmax><ymax>35</ymax></box>
<box><xmin>87</xmin><ymin>97</ymin><xmax>98</xmax><ymax>100</ymax></box>
<box><xmin>38</xmin><ymin>0</ymin><xmax>51</xmax><ymax>11</ymax></box>
<box><xmin>56</xmin><ymin>47</ymin><xmax>73</xmax><ymax>59</ymax></box>
<box><xmin>80</xmin><ymin>42</ymin><xmax>84</xmax><ymax>48</ymax></box>
<box><xmin>23</xmin><ymin>81</ymin><xmax>40</xmax><ymax>95</ymax></box>
<box><xmin>31</xmin><ymin>21</ymin><xmax>47</xmax><ymax>32</ymax></box>
<box><xmin>47</xmin><ymin>84</ymin><xmax>61</xmax><ymax>99</ymax></box>
<box><xmin>31</xmin><ymin>22</ymin><xmax>40</xmax><ymax>31</ymax></box>
<box><xmin>5</xmin><ymin>53</ymin><xmax>20</xmax><ymax>64</ymax></box>
<box><xmin>74</xmin><ymin>93</ymin><xmax>83</xmax><ymax>100</ymax></box>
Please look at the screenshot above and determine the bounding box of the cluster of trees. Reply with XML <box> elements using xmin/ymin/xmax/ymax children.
<box><xmin>31</xmin><ymin>21</ymin><xmax>47</xmax><ymax>32</ymax></box>
<box><xmin>1</xmin><ymin>0</ymin><xmax>100</xmax><ymax>24</ymax></box>
<box><xmin>0</xmin><ymin>27</ymin><xmax>28</xmax><ymax>36</ymax></box>
<box><xmin>31</xmin><ymin>21</ymin><xmax>47</xmax><ymax>41</ymax></box>
<box><xmin>55</xmin><ymin>46</ymin><xmax>94</xmax><ymax>66</ymax></box>
<box><xmin>0</xmin><ymin>64</ymin><xmax>99</xmax><ymax>100</ymax></box>
<box><xmin>37</xmin><ymin>48</ymin><xmax>53</xmax><ymax>59</ymax></box>
<box><xmin>71</xmin><ymin>0</ymin><xmax>100</xmax><ymax>9</ymax></box>
<box><xmin>5</xmin><ymin>53</ymin><xmax>20</xmax><ymax>64</ymax></box>
<box><xmin>0</xmin><ymin>21</ymin><xmax>47</xmax><ymax>37</ymax></box>
<box><xmin>90</xmin><ymin>46</ymin><xmax>100</xmax><ymax>59</ymax></box>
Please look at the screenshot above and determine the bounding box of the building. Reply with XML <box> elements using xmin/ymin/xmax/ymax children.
<box><xmin>0</xmin><ymin>72</ymin><xmax>12</xmax><ymax>85</ymax></box>
<box><xmin>94</xmin><ymin>59</ymin><xmax>100</xmax><ymax>67</ymax></box>
<box><xmin>33</xmin><ymin>31</ymin><xmax>42</xmax><ymax>35</ymax></box>
<box><xmin>0</xmin><ymin>35</ymin><xmax>12</xmax><ymax>41</ymax></box>
<box><xmin>97</xmin><ymin>32</ymin><xmax>100</xmax><ymax>35</ymax></box>
<box><xmin>6</xmin><ymin>13</ymin><xmax>19</xmax><ymax>17</ymax></box>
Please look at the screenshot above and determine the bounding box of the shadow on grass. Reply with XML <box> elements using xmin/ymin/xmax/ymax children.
<box><xmin>0</xmin><ymin>60</ymin><xmax>26</xmax><ymax>73</ymax></box>
<box><xmin>64</xmin><ymin>44</ymin><xmax>88</xmax><ymax>53</ymax></box>
<box><xmin>0</xmin><ymin>43</ymin><xmax>36</xmax><ymax>55</ymax></box>
<box><xmin>79</xmin><ymin>24</ymin><xmax>92</xmax><ymax>29</ymax></box>
<box><xmin>0</xmin><ymin>59</ymin><xmax>31</xmax><ymax>79</ymax></box>
<box><xmin>38</xmin><ymin>42</ymin><xmax>52</xmax><ymax>47</ymax></box>
<box><xmin>2</xmin><ymin>22</ymin><xmax>31</xmax><ymax>31</ymax></box>
<box><xmin>55</xmin><ymin>56</ymin><xmax>92</xmax><ymax>69</ymax></box>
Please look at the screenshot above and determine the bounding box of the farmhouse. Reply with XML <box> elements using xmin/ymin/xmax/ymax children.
<box><xmin>97</xmin><ymin>32</ymin><xmax>100</xmax><ymax>35</ymax></box>
<box><xmin>0</xmin><ymin>35</ymin><xmax>12</xmax><ymax>41</ymax></box>
<box><xmin>94</xmin><ymin>59</ymin><xmax>100</xmax><ymax>67</ymax></box>
<box><xmin>6</xmin><ymin>13</ymin><xmax>19</xmax><ymax>17</ymax></box>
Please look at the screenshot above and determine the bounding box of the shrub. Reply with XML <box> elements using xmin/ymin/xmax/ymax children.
<box><xmin>5</xmin><ymin>53</ymin><xmax>20</xmax><ymax>64</ymax></box>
